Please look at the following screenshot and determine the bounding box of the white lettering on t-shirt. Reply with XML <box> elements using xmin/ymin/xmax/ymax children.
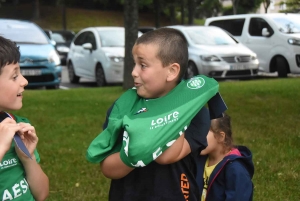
<box><xmin>2</xmin><ymin>179</ymin><xmax>29</xmax><ymax>201</ymax></box>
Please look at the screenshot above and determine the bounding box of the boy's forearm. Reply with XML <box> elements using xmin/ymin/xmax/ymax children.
<box><xmin>21</xmin><ymin>156</ymin><xmax>49</xmax><ymax>201</ymax></box>
<box><xmin>155</xmin><ymin>134</ymin><xmax>190</xmax><ymax>164</ymax></box>
<box><xmin>100</xmin><ymin>152</ymin><xmax>134</xmax><ymax>179</ymax></box>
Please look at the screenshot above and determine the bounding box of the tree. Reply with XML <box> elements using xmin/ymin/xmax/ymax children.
<box><xmin>187</xmin><ymin>0</ymin><xmax>196</xmax><ymax>24</ymax></box>
<box><xmin>231</xmin><ymin>0</ymin><xmax>240</xmax><ymax>14</ymax></box>
<box><xmin>279</xmin><ymin>0</ymin><xmax>300</xmax><ymax>12</ymax></box>
<box><xmin>32</xmin><ymin>0</ymin><xmax>40</xmax><ymax>19</ymax></box>
<box><xmin>262</xmin><ymin>0</ymin><xmax>271</xmax><ymax>13</ymax></box>
<box><xmin>123</xmin><ymin>0</ymin><xmax>139</xmax><ymax>90</ymax></box>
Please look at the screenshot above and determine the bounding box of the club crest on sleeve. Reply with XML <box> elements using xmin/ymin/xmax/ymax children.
<box><xmin>187</xmin><ymin>77</ymin><xmax>205</xmax><ymax>89</ymax></box>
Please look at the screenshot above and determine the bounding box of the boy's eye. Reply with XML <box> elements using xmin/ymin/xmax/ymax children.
<box><xmin>13</xmin><ymin>74</ymin><xmax>18</xmax><ymax>80</ymax></box>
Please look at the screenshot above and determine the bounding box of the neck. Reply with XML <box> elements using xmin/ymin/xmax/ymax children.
<box><xmin>208</xmin><ymin>148</ymin><xmax>231</xmax><ymax>166</ymax></box>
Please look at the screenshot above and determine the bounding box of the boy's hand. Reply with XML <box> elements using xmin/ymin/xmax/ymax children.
<box><xmin>0</xmin><ymin>118</ymin><xmax>20</xmax><ymax>153</ymax></box>
<box><xmin>15</xmin><ymin>122</ymin><xmax>38</xmax><ymax>160</ymax></box>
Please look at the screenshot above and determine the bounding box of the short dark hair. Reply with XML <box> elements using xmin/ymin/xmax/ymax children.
<box><xmin>0</xmin><ymin>36</ymin><xmax>20</xmax><ymax>74</ymax></box>
<box><xmin>135</xmin><ymin>28</ymin><xmax>188</xmax><ymax>81</ymax></box>
<box><xmin>210</xmin><ymin>113</ymin><xmax>234</xmax><ymax>149</ymax></box>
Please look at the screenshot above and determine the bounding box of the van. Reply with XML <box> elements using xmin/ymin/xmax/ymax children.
<box><xmin>205</xmin><ymin>13</ymin><xmax>300</xmax><ymax>77</ymax></box>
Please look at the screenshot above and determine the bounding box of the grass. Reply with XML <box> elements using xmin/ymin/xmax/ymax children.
<box><xmin>9</xmin><ymin>77</ymin><xmax>300</xmax><ymax>200</ymax></box>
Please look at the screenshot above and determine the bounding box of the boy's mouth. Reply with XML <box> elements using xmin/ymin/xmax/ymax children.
<box><xmin>17</xmin><ymin>92</ymin><xmax>23</xmax><ymax>97</ymax></box>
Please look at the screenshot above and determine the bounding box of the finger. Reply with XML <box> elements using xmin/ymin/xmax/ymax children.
<box><xmin>20</xmin><ymin>125</ymin><xmax>35</xmax><ymax>134</ymax></box>
<box><xmin>1</xmin><ymin>117</ymin><xmax>17</xmax><ymax>124</ymax></box>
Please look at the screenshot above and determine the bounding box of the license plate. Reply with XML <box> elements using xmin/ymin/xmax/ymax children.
<box><xmin>21</xmin><ymin>69</ymin><xmax>42</xmax><ymax>76</ymax></box>
<box><xmin>230</xmin><ymin>64</ymin><xmax>248</xmax><ymax>70</ymax></box>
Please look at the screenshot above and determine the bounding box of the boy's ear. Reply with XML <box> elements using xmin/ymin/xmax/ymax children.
<box><xmin>167</xmin><ymin>63</ymin><xmax>180</xmax><ymax>82</ymax></box>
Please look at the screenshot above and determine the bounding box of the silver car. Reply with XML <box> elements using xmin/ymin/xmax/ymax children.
<box><xmin>67</xmin><ymin>27</ymin><xmax>127</xmax><ymax>86</ymax></box>
<box><xmin>167</xmin><ymin>25</ymin><xmax>259</xmax><ymax>79</ymax></box>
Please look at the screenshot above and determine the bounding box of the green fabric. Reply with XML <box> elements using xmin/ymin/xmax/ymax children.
<box><xmin>0</xmin><ymin>115</ymin><xmax>39</xmax><ymax>201</ymax></box>
<box><xmin>86</xmin><ymin>75</ymin><xmax>219</xmax><ymax>167</ymax></box>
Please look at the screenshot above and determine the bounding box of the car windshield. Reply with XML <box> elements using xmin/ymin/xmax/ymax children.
<box><xmin>185</xmin><ymin>27</ymin><xmax>237</xmax><ymax>45</ymax></box>
<box><xmin>271</xmin><ymin>15</ymin><xmax>300</xmax><ymax>33</ymax></box>
<box><xmin>97</xmin><ymin>29</ymin><xmax>124</xmax><ymax>47</ymax></box>
<box><xmin>52</xmin><ymin>33</ymin><xmax>66</xmax><ymax>43</ymax></box>
<box><xmin>0</xmin><ymin>21</ymin><xmax>49</xmax><ymax>44</ymax></box>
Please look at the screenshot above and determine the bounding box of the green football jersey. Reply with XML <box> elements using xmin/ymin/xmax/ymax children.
<box><xmin>0</xmin><ymin>114</ymin><xmax>40</xmax><ymax>201</ymax></box>
<box><xmin>87</xmin><ymin>75</ymin><xmax>219</xmax><ymax>167</ymax></box>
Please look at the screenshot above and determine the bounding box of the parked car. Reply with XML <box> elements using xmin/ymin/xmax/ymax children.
<box><xmin>67</xmin><ymin>27</ymin><xmax>142</xmax><ymax>86</ymax></box>
<box><xmin>0</xmin><ymin>19</ymin><xmax>62</xmax><ymax>89</ymax></box>
<box><xmin>138</xmin><ymin>26</ymin><xmax>156</xmax><ymax>33</ymax></box>
<box><xmin>166</xmin><ymin>25</ymin><xmax>259</xmax><ymax>79</ymax></box>
<box><xmin>205</xmin><ymin>13</ymin><xmax>300</xmax><ymax>77</ymax></box>
<box><xmin>44</xmin><ymin>29</ymin><xmax>75</xmax><ymax>65</ymax></box>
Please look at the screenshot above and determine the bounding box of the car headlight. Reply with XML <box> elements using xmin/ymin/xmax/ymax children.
<box><xmin>200</xmin><ymin>55</ymin><xmax>221</xmax><ymax>62</ymax></box>
<box><xmin>288</xmin><ymin>38</ymin><xmax>300</xmax><ymax>46</ymax></box>
<box><xmin>105</xmin><ymin>53</ymin><xmax>124</xmax><ymax>63</ymax></box>
<box><xmin>251</xmin><ymin>55</ymin><xmax>257</xmax><ymax>60</ymax></box>
<box><xmin>57</xmin><ymin>46</ymin><xmax>70</xmax><ymax>53</ymax></box>
<box><xmin>48</xmin><ymin>50</ymin><xmax>61</xmax><ymax>65</ymax></box>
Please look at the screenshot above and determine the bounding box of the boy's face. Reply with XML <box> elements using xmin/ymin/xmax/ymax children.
<box><xmin>131</xmin><ymin>43</ymin><xmax>172</xmax><ymax>99</ymax></box>
<box><xmin>0</xmin><ymin>63</ymin><xmax>28</xmax><ymax>111</ymax></box>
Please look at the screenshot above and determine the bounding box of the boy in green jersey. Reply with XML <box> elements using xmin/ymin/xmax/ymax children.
<box><xmin>87</xmin><ymin>28</ymin><xmax>226</xmax><ymax>201</ymax></box>
<box><xmin>0</xmin><ymin>36</ymin><xmax>49</xmax><ymax>201</ymax></box>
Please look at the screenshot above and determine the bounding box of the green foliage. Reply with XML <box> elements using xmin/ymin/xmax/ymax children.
<box><xmin>278</xmin><ymin>0</ymin><xmax>300</xmax><ymax>12</ymax></box>
<box><xmin>11</xmin><ymin>78</ymin><xmax>300</xmax><ymax>200</ymax></box>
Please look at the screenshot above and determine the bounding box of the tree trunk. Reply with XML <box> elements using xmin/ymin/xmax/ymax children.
<box><xmin>181</xmin><ymin>0</ymin><xmax>185</xmax><ymax>25</ymax></box>
<box><xmin>62</xmin><ymin>3</ymin><xmax>67</xmax><ymax>30</ymax></box>
<box><xmin>187</xmin><ymin>0</ymin><xmax>195</xmax><ymax>25</ymax></box>
<box><xmin>123</xmin><ymin>0</ymin><xmax>138</xmax><ymax>90</ymax></box>
<box><xmin>33</xmin><ymin>0</ymin><xmax>40</xmax><ymax>19</ymax></box>
<box><xmin>153</xmin><ymin>0</ymin><xmax>160</xmax><ymax>28</ymax></box>
<box><xmin>169</xmin><ymin>3</ymin><xmax>176</xmax><ymax>25</ymax></box>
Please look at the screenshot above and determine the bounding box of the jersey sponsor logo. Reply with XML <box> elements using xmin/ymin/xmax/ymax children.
<box><xmin>181</xmin><ymin>173</ymin><xmax>190</xmax><ymax>201</ymax></box>
<box><xmin>150</xmin><ymin>111</ymin><xmax>179</xmax><ymax>129</ymax></box>
<box><xmin>2</xmin><ymin>178</ymin><xmax>29</xmax><ymax>200</ymax></box>
<box><xmin>0</xmin><ymin>158</ymin><xmax>18</xmax><ymax>170</ymax></box>
<box><xmin>187</xmin><ymin>77</ymin><xmax>205</xmax><ymax>89</ymax></box>
<box><xmin>134</xmin><ymin>107</ymin><xmax>147</xmax><ymax>115</ymax></box>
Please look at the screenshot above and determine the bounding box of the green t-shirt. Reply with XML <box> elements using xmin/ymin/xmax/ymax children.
<box><xmin>87</xmin><ymin>75</ymin><xmax>220</xmax><ymax>167</ymax></box>
<box><xmin>0</xmin><ymin>114</ymin><xmax>40</xmax><ymax>201</ymax></box>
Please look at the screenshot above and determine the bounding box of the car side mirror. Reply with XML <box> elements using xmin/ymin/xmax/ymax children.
<box><xmin>262</xmin><ymin>28</ymin><xmax>270</xmax><ymax>37</ymax></box>
<box><xmin>82</xmin><ymin>43</ymin><xmax>93</xmax><ymax>50</ymax></box>
<box><xmin>50</xmin><ymin>40</ymin><xmax>56</xmax><ymax>46</ymax></box>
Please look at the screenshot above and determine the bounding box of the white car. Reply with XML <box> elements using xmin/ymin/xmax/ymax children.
<box><xmin>67</xmin><ymin>27</ymin><xmax>128</xmax><ymax>86</ymax></box>
<box><xmin>167</xmin><ymin>25</ymin><xmax>259</xmax><ymax>79</ymax></box>
<box><xmin>205</xmin><ymin>13</ymin><xmax>300</xmax><ymax>77</ymax></box>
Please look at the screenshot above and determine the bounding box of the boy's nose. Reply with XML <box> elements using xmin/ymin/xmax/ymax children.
<box><xmin>21</xmin><ymin>75</ymin><xmax>28</xmax><ymax>87</ymax></box>
<box><xmin>131</xmin><ymin>65</ymin><xmax>138</xmax><ymax>78</ymax></box>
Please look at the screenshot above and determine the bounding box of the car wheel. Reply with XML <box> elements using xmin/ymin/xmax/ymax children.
<box><xmin>95</xmin><ymin>65</ymin><xmax>106</xmax><ymax>87</ymax></box>
<box><xmin>68</xmin><ymin>62</ymin><xmax>80</xmax><ymax>83</ymax></box>
<box><xmin>46</xmin><ymin>85</ymin><xmax>59</xmax><ymax>90</ymax></box>
<box><xmin>185</xmin><ymin>62</ymin><xmax>199</xmax><ymax>79</ymax></box>
<box><xmin>276</xmin><ymin>57</ymin><xmax>289</xmax><ymax>78</ymax></box>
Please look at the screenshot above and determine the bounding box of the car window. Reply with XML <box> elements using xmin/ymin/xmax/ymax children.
<box><xmin>0</xmin><ymin>21</ymin><xmax>49</xmax><ymax>44</ymax></box>
<box><xmin>249</xmin><ymin>18</ymin><xmax>274</xmax><ymax>37</ymax></box>
<box><xmin>74</xmin><ymin>32</ymin><xmax>87</xmax><ymax>46</ymax></box>
<box><xmin>52</xmin><ymin>33</ymin><xmax>66</xmax><ymax>43</ymax></box>
<box><xmin>270</xmin><ymin>15</ymin><xmax>300</xmax><ymax>33</ymax></box>
<box><xmin>84</xmin><ymin>31</ymin><xmax>97</xmax><ymax>50</ymax></box>
<box><xmin>209</xmin><ymin>18</ymin><xmax>245</xmax><ymax>36</ymax></box>
<box><xmin>185</xmin><ymin>28</ymin><xmax>237</xmax><ymax>45</ymax></box>
<box><xmin>97</xmin><ymin>29</ymin><xmax>124</xmax><ymax>47</ymax></box>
